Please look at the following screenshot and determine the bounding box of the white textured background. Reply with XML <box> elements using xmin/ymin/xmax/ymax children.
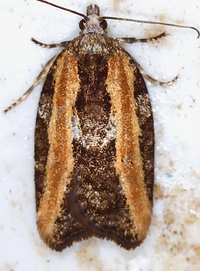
<box><xmin>0</xmin><ymin>0</ymin><xmax>200</xmax><ymax>270</ymax></box>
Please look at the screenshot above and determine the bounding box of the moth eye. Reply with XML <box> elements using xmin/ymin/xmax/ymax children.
<box><xmin>79</xmin><ymin>19</ymin><xmax>86</xmax><ymax>30</ymax></box>
<box><xmin>99</xmin><ymin>19</ymin><xmax>107</xmax><ymax>30</ymax></box>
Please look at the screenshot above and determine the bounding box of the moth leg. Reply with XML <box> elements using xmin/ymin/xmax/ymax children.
<box><xmin>4</xmin><ymin>54</ymin><xmax>58</xmax><ymax>113</ymax></box>
<box><xmin>117</xmin><ymin>32</ymin><xmax>167</xmax><ymax>44</ymax></box>
<box><xmin>133</xmin><ymin>58</ymin><xmax>179</xmax><ymax>87</ymax></box>
<box><xmin>117</xmin><ymin>32</ymin><xmax>178</xmax><ymax>86</ymax></box>
<box><xmin>31</xmin><ymin>38</ymin><xmax>71</xmax><ymax>49</ymax></box>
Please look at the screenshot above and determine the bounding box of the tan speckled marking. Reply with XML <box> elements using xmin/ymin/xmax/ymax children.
<box><xmin>37</xmin><ymin>52</ymin><xmax>80</xmax><ymax>241</ymax></box>
<box><xmin>106</xmin><ymin>52</ymin><xmax>151</xmax><ymax>240</ymax></box>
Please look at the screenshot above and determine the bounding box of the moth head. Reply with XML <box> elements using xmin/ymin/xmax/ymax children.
<box><xmin>79</xmin><ymin>5</ymin><xmax>107</xmax><ymax>35</ymax></box>
<box><xmin>36</xmin><ymin>1</ymin><xmax>200</xmax><ymax>39</ymax></box>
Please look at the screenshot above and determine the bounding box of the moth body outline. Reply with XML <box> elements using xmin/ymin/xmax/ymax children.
<box><xmin>33</xmin><ymin>4</ymin><xmax>155</xmax><ymax>251</ymax></box>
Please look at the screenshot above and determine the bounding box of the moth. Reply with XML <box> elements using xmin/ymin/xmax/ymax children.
<box><xmin>5</xmin><ymin>0</ymin><xmax>199</xmax><ymax>251</ymax></box>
